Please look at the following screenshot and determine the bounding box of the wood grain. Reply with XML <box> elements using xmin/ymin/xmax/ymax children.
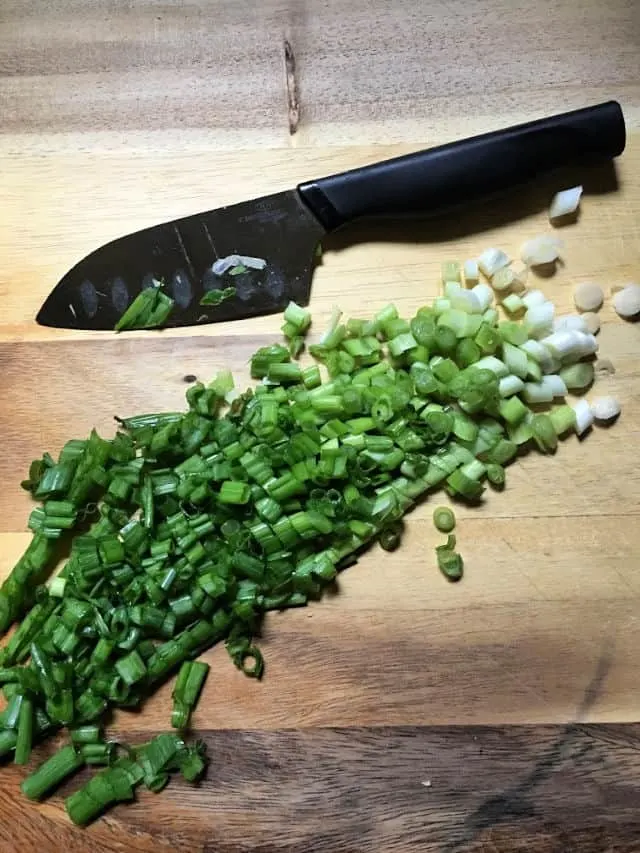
<box><xmin>1</xmin><ymin>0</ymin><xmax>640</xmax><ymax>849</ymax></box>
<box><xmin>1</xmin><ymin>0</ymin><xmax>639</xmax><ymax>150</ymax></box>
<box><xmin>3</xmin><ymin>725</ymin><xmax>640</xmax><ymax>853</ymax></box>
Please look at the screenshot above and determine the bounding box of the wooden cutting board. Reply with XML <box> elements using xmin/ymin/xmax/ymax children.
<box><xmin>1</xmin><ymin>1</ymin><xmax>640</xmax><ymax>850</ymax></box>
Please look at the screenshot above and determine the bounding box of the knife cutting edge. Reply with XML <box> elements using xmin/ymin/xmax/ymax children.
<box><xmin>36</xmin><ymin>101</ymin><xmax>625</xmax><ymax>331</ymax></box>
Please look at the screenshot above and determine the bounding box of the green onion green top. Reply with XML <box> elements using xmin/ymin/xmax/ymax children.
<box><xmin>433</xmin><ymin>506</ymin><xmax>456</xmax><ymax>533</ymax></box>
<box><xmin>1</xmin><ymin>291</ymin><xmax>597</xmax><ymax>825</ymax></box>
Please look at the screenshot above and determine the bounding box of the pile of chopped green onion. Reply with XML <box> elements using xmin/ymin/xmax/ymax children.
<box><xmin>0</xmin><ymin>260</ymin><xmax>610</xmax><ymax>823</ymax></box>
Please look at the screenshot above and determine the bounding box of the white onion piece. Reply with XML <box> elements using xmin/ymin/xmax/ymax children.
<box><xmin>524</xmin><ymin>302</ymin><xmax>555</xmax><ymax>338</ymax></box>
<box><xmin>573</xmin><ymin>282</ymin><xmax>604</xmax><ymax>312</ymax></box>
<box><xmin>591</xmin><ymin>396</ymin><xmax>621</xmax><ymax>423</ymax></box>
<box><xmin>612</xmin><ymin>283</ymin><xmax>640</xmax><ymax>318</ymax></box>
<box><xmin>502</xmin><ymin>294</ymin><xmax>524</xmax><ymax>315</ymax></box>
<box><xmin>433</xmin><ymin>297</ymin><xmax>451</xmax><ymax>315</ymax></box>
<box><xmin>521</xmin><ymin>235</ymin><xmax>563</xmax><ymax>267</ymax></box>
<box><xmin>549</xmin><ymin>186</ymin><xmax>583</xmax><ymax>221</ymax></box>
<box><xmin>544</xmin><ymin>353</ymin><xmax>563</xmax><ymax>375</ymax></box>
<box><xmin>573</xmin><ymin>399</ymin><xmax>594</xmax><ymax>436</ymax></box>
<box><xmin>522</xmin><ymin>289</ymin><xmax>547</xmax><ymax>309</ymax></box>
<box><xmin>211</xmin><ymin>254</ymin><xmax>267</xmax><ymax>275</ymax></box>
<box><xmin>471</xmin><ymin>283</ymin><xmax>494</xmax><ymax>312</ymax></box>
<box><xmin>441</xmin><ymin>261</ymin><xmax>462</xmax><ymax>285</ymax></box>
<box><xmin>498</xmin><ymin>375</ymin><xmax>525</xmax><ymax>398</ymax></box>
<box><xmin>541</xmin><ymin>331</ymin><xmax>581</xmax><ymax>359</ymax></box>
<box><xmin>463</xmin><ymin>260</ymin><xmax>479</xmax><ymax>285</ymax></box>
<box><xmin>554</xmin><ymin>314</ymin><xmax>589</xmax><ymax>333</ymax></box>
<box><xmin>549</xmin><ymin>330</ymin><xmax>597</xmax><ymax>364</ymax></box>
<box><xmin>522</xmin><ymin>382</ymin><xmax>553</xmax><ymax>404</ymax></box>
<box><xmin>478</xmin><ymin>248</ymin><xmax>511</xmax><ymax>278</ymax></box>
<box><xmin>511</xmin><ymin>265</ymin><xmax>529</xmax><ymax>292</ymax></box>
<box><xmin>450</xmin><ymin>288</ymin><xmax>482</xmax><ymax>314</ymax></box>
<box><xmin>582</xmin><ymin>312</ymin><xmax>601</xmax><ymax>335</ymax></box>
<box><xmin>240</xmin><ymin>256</ymin><xmax>268</xmax><ymax>270</ymax></box>
<box><xmin>521</xmin><ymin>339</ymin><xmax>553</xmax><ymax>371</ymax></box>
<box><xmin>474</xmin><ymin>356</ymin><xmax>509</xmax><ymax>377</ymax></box>
<box><xmin>572</xmin><ymin>331</ymin><xmax>598</xmax><ymax>358</ymax></box>
<box><xmin>490</xmin><ymin>267</ymin><xmax>515</xmax><ymax>293</ymax></box>
<box><xmin>540</xmin><ymin>375</ymin><xmax>568</xmax><ymax>397</ymax></box>
<box><xmin>444</xmin><ymin>281</ymin><xmax>462</xmax><ymax>299</ymax></box>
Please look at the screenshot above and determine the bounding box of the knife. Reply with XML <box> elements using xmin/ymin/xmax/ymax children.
<box><xmin>37</xmin><ymin>101</ymin><xmax>625</xmax><ymax>331</ymax></box>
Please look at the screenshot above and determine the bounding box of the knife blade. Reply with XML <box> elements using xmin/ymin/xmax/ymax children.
<box><xmin>37</xmin><ymin>101</ymin><xmax>625</xmax><ymax>331</ymax></box>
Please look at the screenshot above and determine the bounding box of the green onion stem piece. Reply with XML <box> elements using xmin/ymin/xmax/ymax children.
<box><xmin>115</xmin><ymin>281</ymin><xmax>175</xmax><ymax>332</ymax></box>
<box><xmin>171</xmin><ymin>660</ymin><xmax>210</xmax><ymax>729</ymax></box>
<box><xmin>14</xmin><ymin>696</ymin><xmax>34</xmax><ymax>765</ymax></box>
<box><xmin>200</xmin><ymin>286</ymin><xmax>236</xmax><ymax>307</ymax></box>
<box><xmin>21</xmin><ymin>745</ymin><xmax>84</xmax><ymax>800</ymax></box>
<box><xmin>436</xmin><ymin>535</ymin><xmax>464</xmax><ymax>582</ymax></box>
<box><xmin>433</xmin><ymin>506</ymin><xmax>456</xmax><ymax>533</ymax></box>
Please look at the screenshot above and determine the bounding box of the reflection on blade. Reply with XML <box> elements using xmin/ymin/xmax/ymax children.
<box><xmin>37</xmin><ymin>190</ymin><xmax>326</xmax><ymax>330</ymax></box>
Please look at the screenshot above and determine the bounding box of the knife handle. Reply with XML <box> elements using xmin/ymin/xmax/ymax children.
<box><xmin>297</xmin><ymin>101</ymin><xmax>625</xmax><ymax>231</ymax></box>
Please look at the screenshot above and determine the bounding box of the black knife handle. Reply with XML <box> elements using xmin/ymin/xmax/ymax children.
<box><xmin>297</xmin><ymin>101</ymin><xmax>625</xmax><ymax>231</ymax></box>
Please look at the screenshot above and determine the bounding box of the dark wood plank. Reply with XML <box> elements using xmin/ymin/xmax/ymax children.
<box><xmin>2</xmin><ymin>725</ymin><xmax>640</xmax><ymax>853</ymax></box>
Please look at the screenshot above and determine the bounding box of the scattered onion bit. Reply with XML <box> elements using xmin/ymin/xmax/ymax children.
<box><xmin>520</xmin><ymin>236</ymin><xmax>563</xmax><ymax>267</ymax></box>
<box><xmin>595</xmin><ymin>358</ymin><xmax>615</xmax><ymax>376</ymax></box>
<box><xmin>554</xmin><ymin>314</ymin><xmax>589</xmax><ymax>334</ymax></box>
<box><xmin>211</xmin><ymin>255</ymin><xmax>267</xmax><ymax>275</ymax></box>
<box><xmin>511</xmin><ymin>265</ymin><xmax>529</xmax><ymax>292</ymax></box>
<box><xmin>581</xmin><ymin>312</ymin><xmax>601</xmax><ymax>335</ymax></box>
<box><xmin>549</xmin><ymin>186</ymin><xmax>583</xmax><ymax>222</ymax></box>
<box><xmin>433</xmin><ymin>506</ymin><xmax>456</xmax><ymax>534</ymax></box>
<box><xmin>591</xmin><ymin>396</ymin><xmax>621</xmax><ymax>423</ymax></box>
<box><xmin>491</xmin><ymin>267</ymin><xmax>515</xmax><ymax>293</ymax></box>
<box><xmin>463</xmin><ymin>260</ymin><xmax>479</xmax><ymax>286</ymax></box>
<box><xmin>477</xmin><ymin>248</ymin><xmax>511</xmax><ymax>279</ymax></box>
<box><xmin>612</xmin><ymin>284</ymin><xmax>640</xmax><ymax>319</ymax></box>
<box><xmin>573</xmin><ymin>282</ymin><xmax>604</xmax><ymax>312</ymax></box>
<box><xmin>572</xmin><ymin>399</ymin><xmax>594</xmax><ymax>436</ymax></box>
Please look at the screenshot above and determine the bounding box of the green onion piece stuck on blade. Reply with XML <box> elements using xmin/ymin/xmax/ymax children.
<box><xmin>199</xmin><ymin>286</ymin><xmax>236</xmax><ymax>307</ymax></box>
<box><xmin>114</xmin><ymin>279</ymin><xmax>175</xmax><ymax>332</ymax></box>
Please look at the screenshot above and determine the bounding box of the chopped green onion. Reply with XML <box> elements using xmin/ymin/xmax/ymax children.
<box><xmin>115</xmin><ymin>650</ymin><xmax>147</xmax><ymax>686</ymax></box>
<box><xmin>436</xmin><ymin>534</ymin><xmax>463</xmax><ymax>582</ymax></box>
<box><xmin>0</xmin><ymin>288</ymin><xmax>611</xmax><ymax>825</ymax></box>
<box><xmin>531</xmin><ymin>414</ymin><xmax>558</xmax><ymax>454</ymax></box>
<box><xmin>433</xmin><ymin>506</ymin><xmax>455</xmax><ymax>533</ymax></box>
<box><xmin>14</xmin><ymin>696</ymin><xmax>34</xmax><ymax>765</ymax></box>
<box><xmin>283</xmin><ymin>301</ymin><xmax>312</xmax><ymax>333</ymax></box>
<box><xmin>171</xmin><ymin>660</ymin><xmax>209</xmax><ymax>729</ymax></box>
<box><xmin>379</xmin><ymin>522</ymin><xmax>403</xmax><ymax>552</ymax></box>
<box><xmin>558</xmin><ymin>362</ymin><xmax>595</xmax><ymax>391</ymax></box>
<box><xmin>115</xmin><ymin>280</ymin><xmax>175</xmax><ymax>332</ymax></box>
<box><xmin>217</xmin><ymin>481</ymin><xmax>251</xmax><ymax>505</ymax></box>
<box><xmin>71</xmin><ymin>725</ymin><xmax>103</xmax><ymax>745</ymax></box>
<box><xmin>200</xmin><ymin>286</ymin><xmax>236</xmax><ymax>307</ymax></box>
<box><xmin>549</xmin><ymin>405</ymin><xmax>577</xmax><ymax>436</ymax></box>
<box><xmin>21</xmin><ymin>745</ymin><xmax>84</xmax><ymax>800</ymax></box>
<box><xmin>486</xmin><ymin>464</ymin><xmax>506</xmax><ymax>487</ymax></box>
